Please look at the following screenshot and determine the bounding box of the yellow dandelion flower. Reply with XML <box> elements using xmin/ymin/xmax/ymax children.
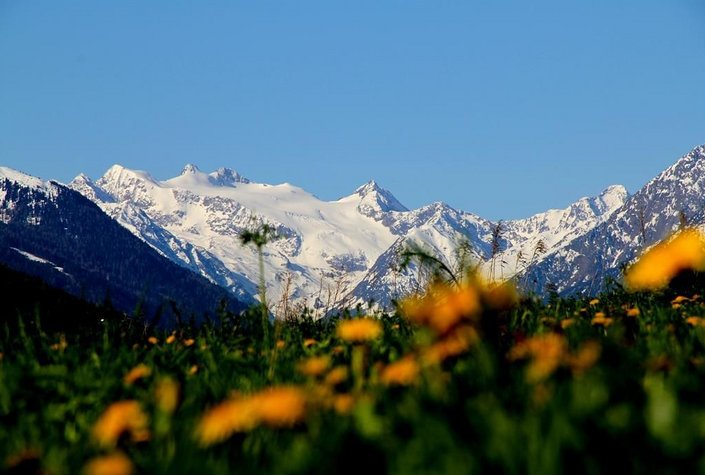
<box><xmin>165</xmin><ymin>334</ymin><xmax>176</xmax><ymax>344</ymax></box>
<box><xmin>672</xmin><ymin>303</ymin><xmax>682</xmax><ymax>310</ymax></box>
<box><xmin>154</xmin><ymin>377</ymin><xmax>179</xmax><ymax>414</ymax></box>
<box><xmin>589</xmin><ymin>299</ymin><xmax>600</xmax><ymax>306</ymax></box>
<box><xmin>297</xmin><ymin>356</ymin><xmax>330</xmax><ymax>377</ymax></box>
<box><xmin>402</xmin><ymin>283</ymin><xmax>481</xmax><ymax>334</ymax></box>
<box><xmin>624</xmin><ymin>229</ymin><xmax>705</xmax><ymax>291</ymax></box>
<box><xmin>380</xmin><ymin>357</ymin><xmax>420</xmax><ymax>386</ymax></box>
<box><xmin>626</xmin><ymin>308</ymin><xmax>640</xmax><ymax>317</ymax></box>
<box><xmin>147</xmin><ymin>336</ymin><xmax>158</xmax><ymax>345</ymax></box>
<box><xmin>83</xmin><ymin>452</ymin><xmax>134</xmax><ymax>475</ymax></box>
<box><xmin>276</xmin><ymin>340</ymin><xmax>286</xmax><ymax>349</ymax></box>
<box><xmin>332</xmin><ymin>394</ymin><xmax>356</xmax><ymax>415</ymax></box>
<box><xmin>253</xmin><ymin>386</ymin><xmax>307</xmax><ymax>428</ymax></box>
<box><xmin>123</xmin><ymin>364</ymin><xmax>151</xmax><ymax>386</ymax></box>
<box><xmin>324</xmin><ymin>366</ymin><xmax>349</xmax><ymax>386</ymax></box>
<box><xmin>560</xmin><ymin>318</ymin><xmax>575</xmax><ymax>329</ymax></box>
<box><xmin>421</xmin><ymin>326</ymin><xmax>478</xmax><ymax>364</ymax></box>
<box><xmin>188</xmin><ymin>365</ymin><xmax>199</xmax><ymax>375</ymax></box>
<box><xmin>92</xmin><ymin>401</ymin><xmax>149</xmax><ymax>447</ymax></box>
<box><xmin>672</xmin><ymin>295</ymin><xmax>690</xmax><ymax>304</ymax></box>
<box><xmin>591</xmin><ymin>314</ymin><xmax>614</xmax><ymax>327</ymax></box>
<box><xmin>336</xmin><ymin>318</ymin><xmax>382</xmax><ymax>343</ymax></box>
<box><xmin>686</xmin><ymin>316</ymin><xmax>705</xmax><ymax>327</ymax></box>
<box><xmin>303</xmin><ymin>338</ymin><xmax>317</xmax><ymax>348</ymax></box>
<box><xmin>183</xmin><ymin>338</ymin><xmax>195</xmax><ymax>347</ymax></box>
<box><xmin>508</xmin><ymin>333</ymin><xmax>567</xmax><ymax>383</ymax></box>
<box><xmin>195</xmin><ymin>398</ymin><xmax>260</xmax><ymax>446</ymax></box>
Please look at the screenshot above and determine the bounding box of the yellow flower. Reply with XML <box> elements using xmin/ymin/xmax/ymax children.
<box><xmin>154</xmin><ymin>377</ymin><xmax>179</xmax><ymax>414</ymax></box>
<box><xmin>380</xmin><ymin>357</ymin><xmax>420</xmax><ymax>386</ymax></box>
<box><xmin>147</xmin><ymin>336</ymin><xmax>158</xmax><ymax>345</ymax></box>
<box><xmin>686</xmin><ymin>316</ymin><xmax>705</xmax><ymax>327</ymax></box>
<box><xmin>83</xmin><ymin>452</ymin><xmax>134</xmax><ymax>475</ymax></box>
<box><xmin>188</xmin><ymin>365</ymin><xmax>199</xmax><ymax>375</ymax></box>
<box><xmin>336</xmin><ymin>318</ymin><xmax>382</xmax><ymax>343</ymax></box>
<box><xmin>183</xmin><ymin>338</ymin><xmax>195</xmax><ymax>347</ymax></box>
<box><xmin>332</xmin><ymin>394</ymin><xmax>356</xmax><ymax>415</ymax></box>
<box><xmin>626</xmin><ymin>308</ymin><xmax>640</xmax><ymax>317</ymax></box>
<box><xmin>421</xmin><ymin>326</ymin><xmax>478</xmax><ymax>364</ymax></box>
<box><xmin>324</xmin><ymin>366</ymin><xmax>349</xmax><ymax>386</ymax></box>
<box><xmin>195</xmin><ymin>386</ymin><xmax>308</xmax><ymax>446</ymax></box>
<box><xmin>401</xmin><ymin>283</ymin><xmax>481</xmax><ymax>334</ymax></box>
<box><xmin>297</xmin><ymin>356</ymin><xmax>330</xmax><ymax>377</ymax></box>
<box><xmin>254</xmin><ymin>386</ymin><xmax>307</xmax><ymax>428</ymax></box>
<box><xmin>589</xmin><ymin>299</ymin><xmax>600</xmax><ymax>306</ymax></box>
<box><xmin>624</xmin><ymin>229</ymin><xmax>705</xmax><ymax>291</ymax></box>
<box><xmin>195</xmin><ymin>398</ymin><xmax>260</xmax><ymax>446</ymax></box>
<box><xmin>166</xmin><ymin>334</ymin><xmax>176</xmax><ymax>344</ymax></box>
<box><xmin>303</xmin><ymin>338</ymin><xmax>317</xmax><ymax>348</ymax></box>
<box><xmin>123</xmin><ymin>364</ymin><xmax>151</xmax><ymax>385</ymax></box>
<box><xmin>92</xmin><ymin>401</ymin><xmax>149</xmax><ymax>447</ymax></box>
<box><xmin>591</xmin><ymin>313</ymin><xmax>614</xmax><ymax>327</ymax></box>
<box><xmin>276</xmin><ymin>340</ymin><xmax>286</xmax><ymax>349</ymax></box>
<box><xmin>560</xmin><ymin>318</ymin><xmax>575</xmax><ymax>329</ymax></box>
<box><xmin>508</xmin><ymin>333</ymin><xmax>567</xmax><ymax>383</ymax></box>
<box><xmin>672</xmin><ymin>295</ymin><xmax>690</xmax><ymax>304</ymax></box>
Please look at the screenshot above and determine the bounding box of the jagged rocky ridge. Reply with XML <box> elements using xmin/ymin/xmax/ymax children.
<box><xmin>521</xmin><ymin>144</ymin><xmax>705</xmax><ymax>296</ymax></box>
<box><xmin>0</xmin><ymin>167</ymin><xmax>246</xmax><ymax>325</ymax></box>
<box><xmin>65</xmin><ymin>153</ymin><xmax>636</xmax><ymax>312</ymax></box>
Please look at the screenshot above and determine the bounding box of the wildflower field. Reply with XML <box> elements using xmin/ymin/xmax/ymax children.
<box><xmin>5</xmin><ymin>231</ymin><xmax>705</xmax><ymax>474</ymax></box>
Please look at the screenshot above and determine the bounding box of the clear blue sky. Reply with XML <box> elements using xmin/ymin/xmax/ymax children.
<box><xmin>1</xmin><ymin>1</ymin><xmax>704</xmax><ymax>220</ymax></box>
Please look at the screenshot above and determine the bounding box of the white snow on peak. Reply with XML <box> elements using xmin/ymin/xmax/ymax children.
<box><xmin>209</xmin><ymin>167</ymin><xmax>250</xmax><ymax>186</ymax></box>
<box><xmin>0</xmin><ymin>166</ymin><xmax>49</xmax><ymax>191</ymax></box>
<box><xmin>72</xmin><ymin>161</ymin><xmax>636</xmax><ymax>313</ymax></box>
<box><xmin>340</xmin><ymin>179</ymin><xmax>408</xmax><ymax>213</ymax></box>
<box><xmin>181</xmin><ymin>164</ymin><xmax>200</xmax><ymax>175</ymax></box>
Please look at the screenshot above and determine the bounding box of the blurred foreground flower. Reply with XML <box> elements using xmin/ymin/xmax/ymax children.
<box><xmin>508</xmin><ymin>333</ymin><xmax>567</xmax><ymax>383</ymax></box>
<box><xmin>92</xmin><ymin>401</ymin><xmax>149</xmax><ymax>447</ymax></box>
<box><xmin>380</xmin><ymin>356</ymin><xmax>420</xmax><ymax>386</ymax></box>
<box><xmin>421</xmin><ymin>326</ymin><xmax>479</xmax><ymax>364</ymax></box>
<box><xmin>297</xmin><ymin>356</ymin><xmax>330</xmax><ymax>377</ymax></box>
<box><xmin>401</xmin><ymin>282</ymin><xmax>480</xmax><ymax>334</ymax></box>
<box><xmin>624</xmin><ymin>229</ymin><xmax>705</xmax><ymax>291</ymax></box>
<box><xmin>509</xmin><ymin>334</ymin><xmax>602</xmax><ymax>382</ymax></box>
<box><xmin>336</xmin><ymin>318</ymin><xmax>382</xmax><ymax>343</ymax></box>
<box><xmin>196</xmin><ymin>386</ymin><xmax>307</xmax><ymax>446</ymax></box>
<box><xmin>123</xmin><ymin>364</ymin><xmax>151</xmax><ymax>385</ymax></box>
<box><xmin>83</xmin><ymin>452</ymin><xmax>133</xmax><ymax>475</ymax></box>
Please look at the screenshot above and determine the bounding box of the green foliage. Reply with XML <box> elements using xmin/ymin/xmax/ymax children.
<box><xmin>6</xmin><ymin>284</ymin><xmax>705</xmax><ymax>474</ymax></box>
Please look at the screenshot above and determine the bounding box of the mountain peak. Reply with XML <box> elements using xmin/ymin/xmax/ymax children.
<box><xmin>0</xmin><ymin>166</ymin><xmax>48</xmax><ymax>191</ymax></box>
<box><xmin>209</xmin><ymin>167</ymin><xmax>250</xmax><ymax>186</ymax></box>
<box><xmin>353</xmin><ymin>179</ymin><xmax>408</xmax><ymax>213</ymax></box>
<box><xmin>354</xmin><ymin>180</ymin><xmax>381</xmax><ymax>195</ymax></box>
<box><xmin>181</xmin><ymin>164</ymin><xmax>201</xmax><ymax>175</ymax></box>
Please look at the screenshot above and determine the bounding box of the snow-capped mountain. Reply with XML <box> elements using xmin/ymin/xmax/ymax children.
<box><xmin>0</xmin><ymin>167</ymin><xmax>245</xmax><ymax>323</ymax></box>
<box><xmin>522</xmin><ymin>144</ymin><xmax>705</xmax><ymax>296</ymax></box>
<box><xmin>67</xmin><ymin>160</ymin><xmax>629</xmax><ymax>313</ymax></box>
